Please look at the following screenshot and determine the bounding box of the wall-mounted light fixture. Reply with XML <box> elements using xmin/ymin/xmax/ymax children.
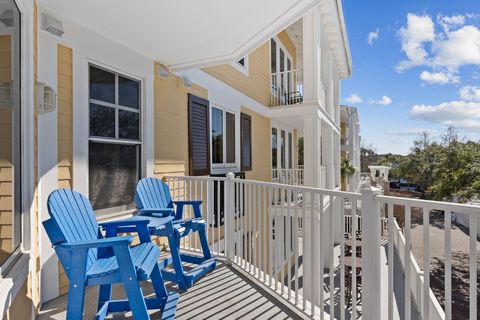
<box><xmin>0</xmin><ymin>81</ymin><xmax>12</xmax><ymax>109</ymax></box>
<box><xmin>182</xmin><ymin>76</ymin><xmax>193</xmax><ymax>88</ymax></box>
<box><xmin>36</xmin><ymin>82</ymin><xmax>56</xmax><ymax>114</ymax></box>
<box><xmin>0</xmin><ymin>10</ymin><xmax>13</xmax><ymax>27</ymax></box>
<box><xmin>157</xmin><ymin>65</ymin><xmax>169</xmax><ymax>79</ymax></box>
<box><xmin>42</xmin><ymin>14</ymin><xmax>64</xmax><ymax>37</ymax></box>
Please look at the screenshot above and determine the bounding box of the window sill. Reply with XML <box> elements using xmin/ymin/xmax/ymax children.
<box><xmin>0</xmin><ymin>252</ymin><xmax>29</xmax><ymax>317</ymax></box>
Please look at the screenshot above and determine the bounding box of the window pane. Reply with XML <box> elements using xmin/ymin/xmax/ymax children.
<box><xmin>271</xmin><ymin>39</ymin><xmax>277</xmax><ymax>74</ymax></box>
<box><xmin>280</xmin><ymin>49</ymin><xmax>285</xmax><ymax>72</ymax></box>
<box><xmin>211</xmin><ymin>108</ymin><xmax>223</xmax><ymax>164</ymax></box>
<box><xmin>118</xmin><ymin>76</ymin><xmax>140</xmax><ymax>109</ymax></box>
<box><xmin>226</xmin><ymin>112</ymin><xmax>235</xmax><ymax>163</ymax></box>
<box><xmin>0</xmin><ymin>0</ymin><xmax>21</xmax><ymax>266</ymax></box>
<box><xmin>272</xmin><ymin>128</ymin><xmax>277</xmax><ymax>168</ymax></box>
<box><xmin>90</xmin><ymin>103</ymin><xmax>115</xmax><ymax>138</ymax></box>
<box><xmin>288</xmin><ymin>132</ymin><xmax>293</xmax><ymax>169</ymax></box>
<box><xmin>89</xmin><ymin>142</ymin><xmax>140</xmax><ymax>211</ymax></box>
<box><xmin>281</xmin><ymin>130</ymin><xmax>286</xmax><ymax>169</ymax></box>
<box><xmin>89</xmin><ymin>66</ymin><xmax>115</xmax><ymax>103</ymax></box>
<box><xmin>119</xmin><ymin>110</ymin><xmax>140</xmax><ymax>140</ymax></box>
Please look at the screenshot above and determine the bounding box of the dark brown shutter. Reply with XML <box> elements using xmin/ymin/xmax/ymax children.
<box><xmin>188</xmin><ymin>94</ymin><xmax>210</xmax><ymax>176</ymax></box>
<box><xmin>240</xmin><ymin>113</ymin><xmax>252</xmax><ymax>171</ymax></box>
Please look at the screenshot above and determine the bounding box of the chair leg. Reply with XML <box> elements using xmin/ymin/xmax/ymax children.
<box><xmin>66</xmin><ymin>282</ymin><xmax>86</xmax><ymax>320</ymax></box>
<box><xmin>98</xmin><ymin>284</ymin><xmax>112</xmax><ymax>312</ymax></box>
<box><xmin>198</xmin><ymin>226</ymin><xmax>212</xmax><ymax>260</ymax></box>
<box><xmin>167</xmin><ymin>234</ymin><xmax>188</xmax><ymax>290</ymax></box>
<box><xmin>151</xmin><ymin>264</ymin><xmax>169</xmax><ymax>298</ymax></box>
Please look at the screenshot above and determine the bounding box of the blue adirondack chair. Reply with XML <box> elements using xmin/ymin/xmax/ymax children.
<box><xmin>43</xmin><ymin>189</ymin><xmax>179</xmax><ymax>320</ymax></box>
<box><xmin>135</xmin><ymin>178</ymin><xmax>216</xmax><ymax>290</ymax></box>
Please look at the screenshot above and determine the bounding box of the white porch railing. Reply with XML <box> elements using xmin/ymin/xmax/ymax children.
<box><xmin>270</xmin><ymin>69</ymin><xmax>303</xmax><ymax>107</ymax></box>
<box><xmin>163</xmin><ymin>174</ymin><xmax>480</xmax><ymax>320</ymax></box>
<box><xmin>271</xmin><ymin>168</ymin><xmax>304</xmax><ymax>186</ymax></box>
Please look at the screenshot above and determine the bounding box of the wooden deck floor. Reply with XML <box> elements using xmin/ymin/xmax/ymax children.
<box><xmin>37</xmin><ymin>261</ymin><xmax>306</xmax><ymax>320</ymax></box>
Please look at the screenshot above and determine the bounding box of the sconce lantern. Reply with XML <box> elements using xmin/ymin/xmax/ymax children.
<box><xmin>36</xmin><ymin>82</ymin><xmax>56</xmax><ymax>114</ymax></box>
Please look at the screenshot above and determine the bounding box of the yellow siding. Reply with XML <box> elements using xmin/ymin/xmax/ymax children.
<box><xmin>203</xmin><ymin>30</ymin><xmax>297</xmax><ymax>108</ymax></box>
<box><xmin>203</xmin><ymin>42</ymin><xmax>271</xmax><ymax>106</ymax></box>
<box><xmin>153</xmin><ymin>62</ymin><xmax>208</xmax><ymax>178</ymax></box>
<box><xmin>0</xmin><ymin>36</ymin><xmax>13</xmax><ymax>258</ymax></box>
<box><xmin>240</xmin><ymin>107</ymin><xmax>271</xmax><ymax>182</ymax></box>
<box><xmin>57</xmin><ymin>44</ymin><xmax>73</xmax><ymax>295</ymax></box>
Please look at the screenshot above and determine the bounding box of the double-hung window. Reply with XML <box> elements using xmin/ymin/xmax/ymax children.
<box><xmin>211</xmin><ymin>106</ymin><xmax>236</xmax><ymax>167</ymax></box>
<box><xmin>88</xmin><ymin>65</ymin><xmax>141</xmax><ymax>214</ymax></box>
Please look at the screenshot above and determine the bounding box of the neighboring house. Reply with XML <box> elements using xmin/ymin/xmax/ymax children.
<box><xmin>0</xmin><ymin>0</ymin><xmax>351</xmax><ymax>317</ymax></box>
<box><xmin>340</xmin><ymin>105</ymin><xmax>361</xmax><ymax>192</ymax></box>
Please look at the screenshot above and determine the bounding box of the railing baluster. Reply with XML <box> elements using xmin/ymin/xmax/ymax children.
<box><xmin>319</xmin><ymin>193</ymin><xmax>324</xmax><ymax>320</ymax></box>
<box><xmin>388</xmin><ymin>203</ymin><xmax>394</xmax><ymax>320</ymax></box>
<box><xmin>352</xmin><ymin>199</ymin><xmax>358</xmax><ymax>319</ymax></box>
<box><xmin>469</xmin><ymin>214</ymin><xmax>477</xmax><ymax>320</ymax></box>
<box><xmin>445</xmin><ymin>210</ymin><xmax>452</xmax><ymax>320</ymax></box>
<box><xmin>248</xmin><ymin>183</ymin><xmax>253</xmax><ymax>274</ymax></box>
<box><xmin>329</xmin><ymin>195</ymin><xmax>334</xmax><ymax>318</ymax></box>
<box><xmin>281</xmin><ymin>188</ymin><xmax>285</xmax><ymax>296</ymax></box>
<box><xmin>405</xmin><ymin>205</ymin><xmax>412</xmax><ymax>320</ymax></box>
<box><xmin>423</xmin><ymin>206</ymin><xmax>430</xmax><ymax>320</ymax></box>
<box><xmin>240</xmin><ymin>181</ymin><xmax>245</xmax><ymax>268</ymax></box>
<box><xmin>287</xmin><ymin>188</ymin><xmax>292</xmax><ymax>301</ymax></box>
<box><xmin>294</xmin><ymin>189</ymin><xmax>299</xmax><ymax>306</ymax></box>
<box><xmin>254</xmin><ymin>184</ymin><xmax>258</xmax><ymax>277</ymax></box>
<box><xmin>302</xmin><ymin>189</ymin><xmax>307</xmax><ymax>312</ymax></box>
<box><xmin>340</xmin><ymin>196</ymin><xmax>345</xmax><ymax>320</ymax></box>
<box><xmin>269</xmin><ymin>186</ymin><xmax>273</xmax><ymax>287</ymax></box>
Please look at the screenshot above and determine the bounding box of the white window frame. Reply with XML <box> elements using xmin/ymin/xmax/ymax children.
<box><xmin>87</xmin><ymin>63</ymin><xmax>144</xmax><ymax>215</ymax></box>
<box><xmin>88</xmin><ymin>64</ymin><xmax>142</xmax><ymax>143</ymax></box>
<box><xmin>231</xmin><ymin>56</ymin><xmax>249</xmax><ymax>76</ymax></box>
<box><xmin>271</xmin><ymin>123</ymin><xmax>294</xmax><ymax>170</ymax></box>
<box><xmin>210</xmin><ymin>105</ymin><xmax>238</xmax><ymax>169</ymax></box>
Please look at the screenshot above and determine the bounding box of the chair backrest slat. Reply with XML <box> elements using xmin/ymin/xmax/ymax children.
<box><xmin>47</xmin><ymin>189</ymin><xmax>99</xmax><ymax>269</ymax></box>
<box><xmin>136</xmin><ymin>178</ymin><xmax>173</xmax><ymax>211</ymax></box>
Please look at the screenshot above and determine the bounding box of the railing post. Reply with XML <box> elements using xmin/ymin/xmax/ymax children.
<box><xmin>360</xmin><ymin>180</ymin><xmax>383</xmax><ymax>320</ymax></box>
<box><xmin>225</xmin><ymin>172</ymin><xmax>235</xmax><ymax>261</ymax></box>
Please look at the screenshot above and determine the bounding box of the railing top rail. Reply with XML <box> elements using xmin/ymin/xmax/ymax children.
<box><xmin>377</xmin><ymin>194</ymin><xmax>480</xmax><ymax>215</ymax></box>
<box><xmin>163</xmin><ymin>175</ymin><xmax>227</xmax><ymax>182</ymax></box>
<box><xmin>234</xmin><ymin>177</ymin><xmax>362</xmax><ymax>199</ymax></box>
<box><xmin>271</xmin><ymin>68</ymin><xmax>303</xmax><ymax>76</ymax></box>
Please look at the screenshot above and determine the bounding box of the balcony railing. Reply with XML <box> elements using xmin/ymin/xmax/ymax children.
<box><xmin>270</xmin><ymin>69</ymin><xmax>303</xmax><ymax>107</ymax></box>
<box><xmin>272</xmin><ymin>168</ymin><xmax>304</xmax><ymax>186</ymax></box>
<box><xmin>163</xmin><ymin>174</ymin><xmax>480</xmax><ymax>319</ymax></box>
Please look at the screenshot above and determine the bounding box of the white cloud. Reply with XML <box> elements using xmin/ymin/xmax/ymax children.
<box><xmin>459</xmin><ymin>85</ymin><xmax>480</xmax><ymax>101</ymax></box>
<box><xmin>419</xmin><ymin>70</ymin><xmax>460</xmax><ymax>84</ymax></box>
<box><xmin>345</xmin><ymin>94</ymin><xmax>363</xmax><ymax>104</ymax></box>
<box><xmin>437</xmin><ymin>14</ymin><xmax>465</xmax><ymax>32</ymax></box>
<box><xmin>371</xmin><ymin>96</ymin><xmax>393</xmax><ymax>105</ymax></box>
<box><xmin>431</xmin><ymin>25</ymin><xmax>480</xmax><ymax>68</ymax></box>
<box><xmin>368</xmin><ymin>28</ymin><xmax>380</xmax><ymax>45</ymax></box>
<box><xmin>396</xmin><ymin>14</ymin><xmax>435</xmax><ymax>71</ymax></box>
<box><xmin>410</xmin><ymin>100</ymin><xmax>480</xmax><ymax>129</ymax></box>
<box><xmin>396</xmin><ymin>13</ymin><xmax>480</xmax><ymax>73</ymax></box>
<box><xmin>385</xmin><ymin>128</ymin><xmax>439</xmax><ymax>136</ymax></box>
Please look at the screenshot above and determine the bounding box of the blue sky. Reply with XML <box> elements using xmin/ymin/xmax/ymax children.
<box><xmin>341</xmin><ymin>0</ymin><xmax>480</xmax><ymax>155</ymax></box>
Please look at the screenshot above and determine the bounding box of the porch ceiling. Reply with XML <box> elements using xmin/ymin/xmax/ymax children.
<box><xmin>39</xmin><ymin>0</ymin><xmax>320</xmax><ymax>71</ymax></box>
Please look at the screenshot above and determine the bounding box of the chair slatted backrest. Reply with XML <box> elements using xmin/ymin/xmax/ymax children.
<box><xmin>135</xmin><ymin>178</ymin><xmax>173</xmax><ymax>212</ymax></box>
<box><xmin>47</xmin><ymin>189</ymin><xmax>99</xmax><ymax>270</ymax></box>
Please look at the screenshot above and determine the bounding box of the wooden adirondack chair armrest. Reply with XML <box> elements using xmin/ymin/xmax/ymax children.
<box><xmin>55</xmin><ymin>236</ymin><xmax>133</xmax><ymax>250</ymax></box>
<box><xmin>172</xmin><ymin>201</ymin><xmax>203</xmax><ymax>219</ymax></box>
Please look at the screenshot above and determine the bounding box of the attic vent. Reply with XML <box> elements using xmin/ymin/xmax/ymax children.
<box><xmin>0</xmin><ymin>10</ymin><xmax>13</xmax><ymax>27</ymax></box>
<box><xmin>42</xmin><ymin>14</ymin><xmax>64</xmax><ymax>37</ymax></box>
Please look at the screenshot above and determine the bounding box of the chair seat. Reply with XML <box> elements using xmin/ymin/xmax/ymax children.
<box><xmin>87</xmin><ymin>242</ymin><xmax>159</xmax><ymax>282</ymax></box>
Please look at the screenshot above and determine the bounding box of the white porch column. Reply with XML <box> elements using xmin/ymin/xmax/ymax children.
<box><xmin>302</xmin><ymin>113</ymin><xmax>322</xmax><ymax>188</ymax></box>
<box><xmin>321</xmin><ymin>123</ymin><xmax>335</xmax><ymax>189</ymax></box>
<box><xmin>302</xmin><ymin>7</ymin><xmax>321</xmax><ymax>104</ymax></box>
